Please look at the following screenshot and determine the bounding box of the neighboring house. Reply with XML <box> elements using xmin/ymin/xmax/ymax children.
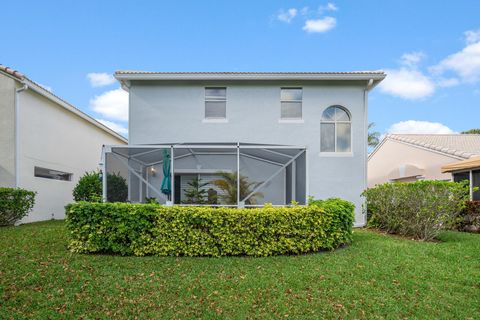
<box><xmin>104</xmin><ymin>71</ymin><xmax>385</xmax><ymax>226</ymax></box>
<box><xmin>0</xmin><ymin>65</ymin><xmax>127</xmax><ymax>223</ymax></box>
<box><xmin>442</xmin><ymin>156</ymin><xmax>480</xmax><ymax>200</ymax></box>
<box><xmin>368</xmin><ymin>134</ymin><xmax>480</xmax><ymax>187</ymax></box>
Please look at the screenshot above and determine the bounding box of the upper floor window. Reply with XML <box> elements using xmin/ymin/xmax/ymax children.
<box><xmin>320</xmin><ymin>105</ymin><xmax>351</xmax><ymax>152</ymax></box>
<box><xmin>205</xmin><ymin>87</ymin><xmax>226</xmax><ymax>119</ymax></box>
<box><xmin>34</xmin><ymin>166</ymin><xmax>72</xmax><ymax>181</ymax></box>
<box><xmin>281</xmin><ymin>88</ymin><xmax>302</xmax><ymax>119</ymax></box>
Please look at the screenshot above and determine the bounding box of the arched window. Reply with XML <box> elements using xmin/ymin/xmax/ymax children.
<box><xmin>320</xmin><ymin>106</ymin><xmax>351</xmax><ymax>152</ymax></box>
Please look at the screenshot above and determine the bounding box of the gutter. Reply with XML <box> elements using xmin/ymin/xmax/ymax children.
<box><xmin>14</xmin><ymin>83</ymin><xmax>28</xmax><ymax>188</ymax></box>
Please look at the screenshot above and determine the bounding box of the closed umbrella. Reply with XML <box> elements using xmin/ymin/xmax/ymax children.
<box><xmin>161</xmin><ymin>149</ymin><xmax>171</xmax><ymax>197</ymax></box>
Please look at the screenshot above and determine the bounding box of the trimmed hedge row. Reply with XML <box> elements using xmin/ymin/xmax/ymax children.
<box><xmin>0</xmin><ymin>188</ymin><xmax>36</xmax><ymax>226</ymax></box>
<box><xmin>65</xmin><ymin>199</ymin><xmax>354</xmax><ymax>257</ymax></box>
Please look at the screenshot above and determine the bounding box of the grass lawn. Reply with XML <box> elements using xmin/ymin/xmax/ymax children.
<box><xmin>1</xmin><ymin>221</ymin><xmax>479</xmax><ymax>319</ymax></box>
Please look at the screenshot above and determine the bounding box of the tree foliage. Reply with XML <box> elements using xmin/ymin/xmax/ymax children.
<box><xmin>182</xmin><ymin>177</ymin><xmax>208</xmax><ymax>204</ymax></box>
<box><xmin>368</xmin><ymin>122</ymin><xmax>381</xmax><ymax>147</ymax></box>
<box><xmin>211</xmin><ymin>171</ymin><xmax>264</xmax><ymax>205</ymax></box>
<box><xmin>461</xmin><ymin>128</ymin><xmax>480</xmax><ymax>134</ymax></box>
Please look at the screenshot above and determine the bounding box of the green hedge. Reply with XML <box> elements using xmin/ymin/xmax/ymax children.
<box><xmin>65</xmin><ymin>199</ymin><xmax>354</xmax><ymax>257</ymax></box>
<box><xmin>0</xmin><ymin>188</ymin><xmax>36</xmax><ymax>226</ymax></box>
<box><xmin>363</xmin><ymin>180</ymin><xmax>469</xmax><ymax>240</ymax></box>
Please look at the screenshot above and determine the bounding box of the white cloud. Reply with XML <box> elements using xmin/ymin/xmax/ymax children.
<box><xmin>430</xmin><ymin>31</ymin><xmax>480</xmax><ymax>83</ymax></box>
<box><xmin>386</xmin><ymin>120</ymin><xmax>455</xmax><ymax>134</ymax></box>
<box><xmin>436</xmin><ymin>77</ymin><xmax>460</xmax><ymax>87</ymax></box>
<box><xmin>87</xmin><ymin>72</ymin><xmax>116</xmax><ymax>87</ymax></box>
<box><xmin>277</xmin><ymin>8</ymin><xmax>297</xmax><ymax>23</ymax></box>
<box><xmin>400</xmin><ymin>51</ymin><xmax>425</xmax><ymax>68</ymax></box>
<box><xmin>319</xmin><ymin>2</ymin><xmax>338</xmax><ymax>13</ymax></box>
<box><xmin>303</xmin><ymin>17</ymin><xmax>336</xmax><ymax>33</ymax></box>
<box><xmin>379</xmin><ymin>68</ymin><xmax>435</xmax><ymax>100</ymax></box>
<box><xmin>90</xmin><ymin>88</ymin><xmax>128</xmax><ymax>121</ymax></box>
<box><xmin>96</xmin><ymin>119</ymin><xmax>128</xmax><ymax>135</ymax></box>
<box><xmin>300</xmin><ymin>6</ymin><xmax>309</xmax><ymax>15</ymax></box>
<box><xmin>465</xmin><ymin>29</ymin><xmax>480</xmax><ymax>45</ymax></box>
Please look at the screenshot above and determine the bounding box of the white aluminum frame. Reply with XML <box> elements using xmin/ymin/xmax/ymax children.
<box><xmin>102</xmin><ymin>143</ymin><xmax>307</xmax><ymax>207</ymax></box>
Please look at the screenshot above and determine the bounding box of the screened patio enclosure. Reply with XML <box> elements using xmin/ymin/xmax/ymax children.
<box><xmin>102</xmin><ymin>143</ymin><xmax>307</xmax><ymax>207</ymax></box>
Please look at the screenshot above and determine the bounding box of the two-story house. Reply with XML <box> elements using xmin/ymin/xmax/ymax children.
<box><xmin>104</xmin><ymin>72</ymin><xmax>385</xmax><ymax>226</ymax></box>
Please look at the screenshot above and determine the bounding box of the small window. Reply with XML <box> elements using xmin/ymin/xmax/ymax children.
<box><xmin>205</xmin><ymin>87</ymin><xmax>226</xmax><ymax>119</ymax></box>
<box><xmin>281</xmin><ymin>88</ymin><xmax>302</xmax><ymax>119</ymax></box>
<box><xmin>320</xmin><ymin>105</ymin><xmax>352</xmax><ymax>152</ymax></box>
<box><xmin>34</xmin><ymin>166</ymin><xmax>72</xmax><ymax>181</ymax></box>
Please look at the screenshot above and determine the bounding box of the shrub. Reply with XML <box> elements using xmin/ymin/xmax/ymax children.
<box><xmin>456</xmin><ymin>201</ymin><xmax>480</xmax><ymax>233</ymax></box>
<box><xmin>65</xmin><ymin>198</ymin><xmax>355</xmax><ymax>257</ymax></box>
<box><xmin>73</xmin><ymin>171</ymin><xmax>128</xmax><ymax>203</ymax></box>
<box><xmin>73</xmin><ymin>171</ymin><xmax>102</xmax><ymax>202</ymax></box>
<box><xmin>0</xmin><ymin>188</ymin><xmax>36</xmax><ymax>226</ymax></box>
<box><xmin>362</xmin><ymin>180</ymin><xmax>469</xmax><ymax>240</ymax></box>
<box><xmin>106</xmin><ymin>173</ymin><xmax>128</xmax><ymax>203</ymax></box>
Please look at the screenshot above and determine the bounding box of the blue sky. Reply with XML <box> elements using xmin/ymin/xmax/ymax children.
<box><xmin>1</xmin><ymin>0</ymin><xmax>480</xmax><ymax>137</ymax></box>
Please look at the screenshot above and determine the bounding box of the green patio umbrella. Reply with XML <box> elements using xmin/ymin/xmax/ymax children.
<box><xmin>161</xmin><ymin>149</ymin><xmax>171</xmax><ymax>197</ymax></box>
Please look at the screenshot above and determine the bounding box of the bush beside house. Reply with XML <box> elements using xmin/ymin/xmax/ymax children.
<box><xmin>73</xmin><ymin>171</ymin><xmax>128</xmax><ymax>203</ymax></box>
<box><xmin>0</xmin><ymin>188</ymin><xmax>36</xmax><ymax>226</ymax></box>
<box><xmin>363</xmin><ymin>180</ymin><xmax>469</xmax><ymax>240</ymax></box>
<box><xmin>457</xmin><ymin>201</ymin><xmax>480</xmax><ymax>233</ymax></box>
<box><xmin>65</xmin><ymin>199</ymin><xmax>355</xmax><ymax>257</ymax></box>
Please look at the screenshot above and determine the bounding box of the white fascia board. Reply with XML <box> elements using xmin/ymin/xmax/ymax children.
<box><xmin>114</xmin><ymin>73</ymin><xmax>386</xmax><ymax>82</ymax></box>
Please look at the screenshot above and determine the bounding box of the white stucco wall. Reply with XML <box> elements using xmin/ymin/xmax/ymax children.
<box><xmin>0</xmin><ymin>74</ymin><xmax>16</xmax><ymax>187</ymax></box>
<box><xmin>16</xmin><ymin>87</ymin><xmax>126</xmax><ymax>223</ymax></box>
<box><xmin>368</xmin><ymin>139</ymin><xmax>457</xmax><ymax>187</ymax></box>
<box><xmin>128</xmin><ymin>80</ymin><xmax>370</xmax><ymax>225</ymax></box>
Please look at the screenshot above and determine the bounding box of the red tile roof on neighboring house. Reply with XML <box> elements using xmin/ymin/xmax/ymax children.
<box><xmin>0</xmin><ymin>65</ymin><xmax>24</xmax><ymax>80</ymax></box>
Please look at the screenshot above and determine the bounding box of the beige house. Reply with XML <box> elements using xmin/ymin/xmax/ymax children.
<box><xmin>368</xmin><ymin>134</ymin><xmax>480</xmax><ymax>187</ymax></box>
<box><xmin>0</xmin><ymin>65</ymin><xmax>127</xmax><ymax>223</ymax></box>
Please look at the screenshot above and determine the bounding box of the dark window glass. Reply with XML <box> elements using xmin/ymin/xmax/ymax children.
<box><xmin>453</xmin><ymin>172</ymin><xmax>470</xmax><ymax>183</ymax></box>
<box><xmin>34</xmin><ymin>166</ymin><xmax>72</xmax><ymax>181</ymax></box>
<box><xmin>472</xmin><ymin>170</ymin><xmax>480</xmax><ymax>201</ymax></box>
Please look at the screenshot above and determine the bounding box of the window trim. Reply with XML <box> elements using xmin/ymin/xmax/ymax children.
<box><xmin>280</xmin><ymin>87</ymin><xmax>303</xmax><ymax>120</ymax></box>
<box><xmin>320</xmin><ymin>105</ymin><xmax>352</xmax><ymax>154</ymax></box>
<box><xmin>204</xmin><ymin>87</ymin><xmax>227</xmax><ymax>120</ymax></box>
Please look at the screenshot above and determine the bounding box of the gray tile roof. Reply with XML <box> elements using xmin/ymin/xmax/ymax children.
<box><xmin>114</xmin><ymin>71</ymin><xmax>386</xmax><ymax>82</ymax></box>
<box><xmin>115</xmin><ymin>71</ymin><xmax>385</xmax><ymax>75</ymax></box>
<box><xmin>387</xmin><ymin>134</ymin><xmax>480</xmax><ymax>159</ymax></box>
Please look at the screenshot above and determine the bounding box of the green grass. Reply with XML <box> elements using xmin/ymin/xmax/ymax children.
<box><xmin>1</xmin><ymin>221</ymin><xmax>479</xmax><ymax>319</ymax></box>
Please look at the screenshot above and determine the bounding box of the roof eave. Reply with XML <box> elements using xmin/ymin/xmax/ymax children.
<box><xmin>114</xmin><ymin>72</ymin><xmax>386</xmax><ymax>82</ymax></box>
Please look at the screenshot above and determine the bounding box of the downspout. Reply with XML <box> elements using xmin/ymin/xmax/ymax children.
<box><xmin>14</xmin><ymin>83</ymin><xmax>28</xmax><ymax>188</ymax></box>
<box><xmin>362</xmin><ymin>79</ymin><xmax>374</xmax><ymax>225</ymax></box>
